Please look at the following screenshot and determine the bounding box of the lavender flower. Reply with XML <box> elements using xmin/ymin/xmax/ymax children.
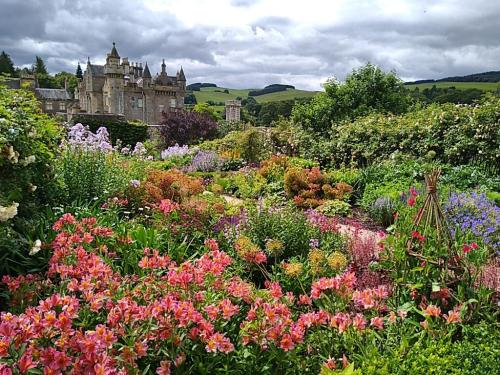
<box><xmin>66</xmin><ymin>123</ymin><xmax>112</xmax><ymax>152</ymax></box>
<box><xmin>161</xmin><ymin>144</ymin><xmax>191</xmax><ymax>160</ymax></box>
<box><xmin>213</xmin><ymin>209</ymin><xmax>248</xmax><ymax>243</ymax></box>
<box><xmin>132</xmin><ymin>142</ymin><xmax>147</xmax><ymax>158</ymax></box>
<box><xmin>444</xmin><ymin>191</ymin><xmax>499</xmax><ymax>251</ymax></box>
<box><xmin>185</xmin><ymin>150</ymin><xmax>224</xmax><ymax>172</ymax></box>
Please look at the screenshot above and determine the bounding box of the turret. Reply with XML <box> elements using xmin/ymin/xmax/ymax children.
<box><xmin>161</xmin><ymin>59</ymin><xmax>166</xmax><ymax>74</ymax></box>
<box><xmin>177</xmin><ymin>66</ymin><xmax>186</xmax><ymax>82</ymax></box>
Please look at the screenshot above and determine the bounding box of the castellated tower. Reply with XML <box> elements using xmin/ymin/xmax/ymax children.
<box><xmin>74</xmin><ymin>43</ymin><xmax>187</xmax><ymax>124</ymax></box>
<box><xmin>103</xmin><ymin>43</ymin><xmax>124</xmax><ymax>114</ymax></box>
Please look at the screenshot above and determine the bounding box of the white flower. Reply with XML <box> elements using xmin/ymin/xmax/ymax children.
<box><xmin>3</xmin><ymin>145</ymin><xmax>19</xmax><ymax>164</ymax></box>
<box><xmin>21</xmin><ymin>155</ymin><xmax>36</xmax><ymax>166</ymax></box>
<box><xmin>29</xmin><ymin>184</ymin><xmax>37</xmax><ymax>192</ymax></box>
<box><xmin>29</xmin><ymin>239</ymin><xmax>42</xmax><ymax>256</ymax></box>
<box><xmin>0</xmin><ymin>202</ymin><xmax>19</xmax><ymax>222</ymax></box>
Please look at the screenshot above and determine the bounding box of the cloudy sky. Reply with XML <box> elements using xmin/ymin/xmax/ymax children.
<box><xmin>1</xmin><ymin>0</ymin><xmax>499</xmax><ymax>90</ymax></box>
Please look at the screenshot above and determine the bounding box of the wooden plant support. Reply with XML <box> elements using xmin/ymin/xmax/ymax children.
<box><xmin>406</xmin><ymin>169</ymin><xmax>463</xmax><ymax>276</ymax></box>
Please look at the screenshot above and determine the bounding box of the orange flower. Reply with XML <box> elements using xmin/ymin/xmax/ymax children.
<box><xmin>424</xmin><ymin>304</ymin><xmax>441</xmax><ymax>318</ymax></box>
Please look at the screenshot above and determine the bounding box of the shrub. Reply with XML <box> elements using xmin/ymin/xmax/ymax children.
<box><xmin>0</xmin><ymin>85</ymin><xmax>63</xmax><ymax>275</ymax></box>
<box><xmin>284</xmin><ymin>166</ymin><xmax>353</xmax><ymax>208</ymax></box>
<box><xmin>138</xmin><ymin>169</ymin><xmax>204</xmax><ymax>205</ymax></box>
<box><xmin>158</xmin><ymin>110</ymin><xmax>218</xmax><ymax>146</ymax></box>
<box><xmin>317</xmin><ymin>200</ymin><xmax>351</xmax><ymax>217</ymax></box>
<box><xmin>185</xmin><ymin>150</ymin><xmax>224</xmax><ymax>172</ymax></box>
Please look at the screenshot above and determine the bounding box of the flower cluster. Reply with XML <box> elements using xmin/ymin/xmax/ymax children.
<box><xmin>185</xmin><ymin>150</ymin><xmax>224</xmax><ymax>173</ymax></box>
<box><xmin>0</xmin><ymin>202</ymin><xmax>18</xmax><ymax>222</ymax></box>
<box><xmin>235</xmin><ymin>236</ymin><xmax>267</xmax><ymax>264</ymax></box>
<box><xmin>161</xmin><ymin>144</ymin><xmax>191</xmax><ymax>160</ymax></box>
<box><xmin>66</xmin><ymin>123</ymin><xmax>113</xmax><ymax>152</ymax></box>
<box><xmin>444</xmin><ymin>191</ymin><xmax>499</xmax><ymax>251</ymax></box>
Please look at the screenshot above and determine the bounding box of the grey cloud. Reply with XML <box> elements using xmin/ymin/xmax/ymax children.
<box><xmin>1</xmin><ymin>0</ymin><xmax>500</xmax><ymax>90</ymax></box>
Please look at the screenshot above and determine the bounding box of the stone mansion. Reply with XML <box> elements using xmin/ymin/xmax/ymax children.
<box><xmin>73</xmin><ymin>43</ymin><xmax>186</xmax><ymax>124</ymax></box>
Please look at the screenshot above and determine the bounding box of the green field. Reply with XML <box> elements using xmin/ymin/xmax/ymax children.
<box><xmin>193</xmin><ymin>86</ymin><xmax>320</xmax><ymax>104</ymax></box>
<box><xmin>406</xmin><ymin>81</ymin><xmax>500</xmax><ymax>91</ymax></box>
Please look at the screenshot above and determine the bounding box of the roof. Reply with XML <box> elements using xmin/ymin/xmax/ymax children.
<box><xmin>143</xmin><ymin>62</ymin><xmax>152</xmax><ymax>78</ymax></box>
<box><xmin>89</xmin><ymin>64</ymin><xmax>105</xmax><ymax>76</ymax></box>
<box><xmin>178</xmin><ymin>67</ymin><xmax>186</xmax><ymax>81</ymax></box>
<box><xmin>110</xmin><ymin>42</ymin><xmax>120</xmax><ymax>58</ymax></box>
<box><xmin>35</xmin><ymin>88</ymin><xmax>71</xmax><ymax>100</ymax></box>
<box><xmin>2</xmin><ymin>78</ymin><xmax>21</xmax><ymax>89</ymax></box>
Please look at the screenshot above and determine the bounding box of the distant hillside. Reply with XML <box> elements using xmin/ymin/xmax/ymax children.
<box><xmin>405</xmin><ymin>81</ymin><xmax>500</xmax><ymax>91</ymax></box>
<box><xmin>187</xmin><ymin>82</ymin><xmax>217</xmax><ymax>91</ymax></box>
<box><xmin>406</xmin><ymin>70</ymin><xmax>500</xmax><ymax>85</ymax></box>
<box><xmin>249</xmin><ymin>84</ymin><xmax>295</xmax><ymax>97</ymax></box>
<box><xmin>191</xmin><ymin>86</ymin><xmax>319</xmax><ymax>105</ymax></box>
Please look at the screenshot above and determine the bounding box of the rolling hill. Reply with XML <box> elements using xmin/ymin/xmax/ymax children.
<box><xmin>405</xmin><ymin>81</ymin><xmax>500</xmax><ymax>91</ymax></box>
<box><xmin>191</xmin><ymin>86</ymin><xmax>320</xmax><ymax>104</ymax></box>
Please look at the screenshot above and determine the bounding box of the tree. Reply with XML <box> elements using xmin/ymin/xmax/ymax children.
<box><xmin>33</xmin><ymin>56</ymin><xmax>48</xmax><ymax>75</ymax></box>
<box><xmin>158</xmin><ymin>110</ymin><xmax>218</xmax><ymax>147</ymax></box>
<box><xmin>193</xmin><ymin>102</ymin><xmax>220</xmax><ymax>121</ymax></box>
<box><xmin>292</xmin><ymin>63</ymin><xmax>413</xmax><ymax>133</ymax></box>
<box><xmin>0</xmin><ymin>51</ymin><xmax>16</xmax><ymax>77</ymax></box>
<box><xmin>53</xmin><ymin>72</ymin><xmax>78</xmax><ymax>95</ymax></box>
<box><xmin>75</xmin><ymin>63</ymin><xmax>83</xmax><ymax>79</ymax></box>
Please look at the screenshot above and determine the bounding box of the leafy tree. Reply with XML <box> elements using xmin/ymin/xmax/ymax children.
<box><xmin>158</xmin><ymin>110</ymin><xmax>218</xmax><ymax>146</ymax></box>
<box><xmin>75</xmin><ymin>63</ymin><xmax>83</xmax><ymax>79</ymax></box>
<box><xmin>193</xmin><ymin>102</ymin><xmax>220</xmax><ymax>121</ymax></box>
<box><xmin>0</xmin><ymin>51</ymin><xmax>16</xmax><ymax>77</ymax></box>
<box><xmin>53</xmin><ymin>71</ymin><xmax>78</xmax><ymax>95</ymax></box>
<box><xmin>292</xmin><ymin>63</ymin><xmax>412</xmax><ymax>133</ymax></box>
<box><xmin>33</xmin><ymin>56</ymin><xmax>48</xmax><ymax>75</ymax></box>
<box><xmin>184</xmin><ymin>92</ymin><xmax>197</xmax><ymax>105</ymax></box>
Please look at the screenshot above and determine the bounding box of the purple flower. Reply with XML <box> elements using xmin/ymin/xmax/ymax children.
<box><xmin>444</xmin><ymin>191</ymin><xmax>499</xmax><ymax>251</ymax></box>
<box><xmin>161</xmin><ymin>144</ymin><xmax>191</xmax><ymax>159</ymax></box>
<box><xmin>185</xmin><ymin>150</ymin><xmax>224</xmax><ymax>172</ymax></box>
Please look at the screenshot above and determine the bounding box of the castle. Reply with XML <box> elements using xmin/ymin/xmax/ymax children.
<box><xmin>73</xmin><ymin>43</ymin><xmax>186</xmax><ymax>124</ymax></box>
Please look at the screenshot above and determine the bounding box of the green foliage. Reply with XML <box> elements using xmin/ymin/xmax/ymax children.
<box><xmin>317</xmin><ymin>200</ymin><xmax>351</xmax><ymax>217</ymax></box>
<box><xmin>229</xmin><ymin>171</ymin><xmax>267</xmax><ymax>199</ymax></box>
<box><xmin>0</xmin><ymin>51</ymin><xmax>16</xmax><ymax>77</ymax></box>
<box><xmin>292</xmin><ymin>63</ymin><xmax>412</xmax><ymax>134</ymax></box>
<box><xmin>75</xmin><ymin>63</ymin><xmax>83</xmax><ymax>79</ymax></box>
<box><xmin>72</xmin><ymin>114</ymin><xmax>148</xmax><ymax>147</ymax></box>
<box><xmin>56</xmin><ymin>149</ymin><xmax>132</xmax><ymax>205</ymax></box>
<box><xmin>301</xmin><ymin>95</ymin><xmax>500</xmax><ymax>168</ymax></box>
<box><xmin>0</xmin><ymin>85</ymin><xmax>63</xmax><ymax>274</ymax></box>
<box><xmin>245</xmin><ymin>206</ymin><xmax>315</xmax><ymax>260</ymax></box>
<box><xmin>193</xmin><ymin>102</ymin><xmax>221</xmax><ymax>121</ymax></box>
<box><xmin>33</xmin><ymin>56</ymin><xmax>47</xmax><ymax>75</ymax></box>
<box><xmin>360</xmin><ymin>323</ymin><xmax>500</xmax><ymax>375</ymax></box>
<box><xmin>238</xmin><ymin>128</ymin><xmax>272</xmax><ymax>163</ymax></box>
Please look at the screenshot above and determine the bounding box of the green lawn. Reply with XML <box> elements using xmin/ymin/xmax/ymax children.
<box><xmin>193</xmin><ymin>87</ymin><xmax>320</xmax><ymax>104</ymax></box>
<box><xmin>406</xmin><ymin>81</ymin><xmax>500</xmax><ymax>91</ymax></box>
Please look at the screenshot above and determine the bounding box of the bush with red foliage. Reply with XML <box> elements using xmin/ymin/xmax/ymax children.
<box><xmin>158</xmin><ymin>110</ymin><xmax>219</xmax><ymax>147</ymax></box>
<box><xmin>284</xmin><ymin>167</ymin><xmax>353</xmax><ymax>208</ymax></box>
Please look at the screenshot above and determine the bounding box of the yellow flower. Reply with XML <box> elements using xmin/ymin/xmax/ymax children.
<box><xmin>265</xmin><ymin>239</ymin><xmax>284</xmax><ymax>257</ymax></box>
<box><xmin>308</xmin><ymin>248</ymin><xmax>326</xmax><ymax>274</ymax></box>
<box><xmin>282</xmin><ymin>261</ymin><xmax>303</xmax><ymax>277</ymax></box>
<box><xmin>327</xmin><ymin>251</ymin><xmax>348</xmax><ymax>271</ymax></box>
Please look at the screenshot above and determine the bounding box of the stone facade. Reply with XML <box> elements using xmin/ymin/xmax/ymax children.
<box><xmin>225</xmin><ymin>99</ymin><xmax>241</xmax><ymax>122</ymax></box>
<box><xmin>73</xmin><ymin>43</ymin><xmax>186</xmax><ymax>124</ymax></box>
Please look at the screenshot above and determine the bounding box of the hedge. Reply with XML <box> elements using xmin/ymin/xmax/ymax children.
<box><xmin>72</xmin><ymin>114</ymin><xmax>148</xmax><ymax>147</ymax></box>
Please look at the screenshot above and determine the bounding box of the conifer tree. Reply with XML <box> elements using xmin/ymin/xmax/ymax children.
<box><xmin>76</xmin><ymin>63</ymin><xmax>83</xmax><ymax>79</ymax></box>
<box><xmin>0</xmin><ymin>51</ymin><xmax>16</xmax><ymax>76</ymax></box>
<box><xmin>33</xmin><ymin>56</ymin><xmax>48</xmax><ymax>74</ymax></box>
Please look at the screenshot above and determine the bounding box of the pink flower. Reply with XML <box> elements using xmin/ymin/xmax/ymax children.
<box><xmin>158</xmin><ymin>199</ymin><xmax>179</xmax><ymax>215</ymax></box>
<box><xmin>279</xmin><ymin>334</ymin><xmax>295</xmax><ymax>351</ymax></box>
<box><xmin>424</xmin><ymin>304</ymin><xmax>441</xmax><ymax>318</ymax></box>
<box><xmin>156</xmin><ymin>360</ymin><xmax>171</xmax><ymax>375</ymax></box>
<box><xmin>370</xmin><ymin>316</ymin><xmax>384</xmax><ymax>330</ymax></box>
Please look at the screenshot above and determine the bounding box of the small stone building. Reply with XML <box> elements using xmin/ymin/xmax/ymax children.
<box><xmin>34</xmin><ymin>88</ymin><xmax>72</xmax><ymax>116</ymax></box>
<box><xmin>225</xmin><ymin>99</ymin><xmax>241</xmax><ymax>122</ymax></box>
<box><xmin>73</xmin><ymin>43</ymin><xmax>186</xmax><ymax>124</ymax></box>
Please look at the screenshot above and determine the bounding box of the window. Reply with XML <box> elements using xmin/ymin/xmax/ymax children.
<box><xmin>137</xmin><ymin>98</ymin><xmax>143</xmax><ymax>108</ymax></box>
<box><xmin>59</xmin><ymin>102</ymin><xmax>66</xmax><ymax>111</ymax></box>
<box><xmin>159</xmin><ymin>105</ymin><xmax>164</xmax><ymax>112</ymax></box>
<box><xmin>169</xmin><ymin>98</ymin><xmax>176</xmax><ymax>108</ymax></box>
<box><xmin>45</xmin><ymin>101</ymin><xmax>53</xmax><ymax>111</ymax></box>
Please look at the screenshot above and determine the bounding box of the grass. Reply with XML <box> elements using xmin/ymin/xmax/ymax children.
<box><xmin>406</xmin><ymin>81</ymin><xmax>500</xmax><ymax>91</ymax></box>
<box><xmin>193</xmin><ymin>87</ymin><xmax>320</xmax><ymax>104</ymax></box>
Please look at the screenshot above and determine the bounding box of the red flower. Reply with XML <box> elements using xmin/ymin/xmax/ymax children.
<box><xmin>462</xmin><ymin>244</ymin><xmax>471</xmax><ymax>254</ymax></box>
